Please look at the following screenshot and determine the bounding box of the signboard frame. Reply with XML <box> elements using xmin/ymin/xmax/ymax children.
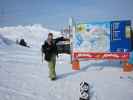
<box><xmin>70</xmin><ymin>20</ymin><xmax>131</xmax><ymax>61</ymax></box>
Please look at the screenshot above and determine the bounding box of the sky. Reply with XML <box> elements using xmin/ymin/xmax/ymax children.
<box><xmin>0</xmin><ymin>0</ymin><xmax>133</xmax><ymax>30</ymax></box>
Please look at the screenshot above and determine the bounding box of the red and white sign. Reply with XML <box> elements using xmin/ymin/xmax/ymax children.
<box><xmin>73</xmin><ymin>52</ymin><xmax>129</xmax><ymax>60</ymax></box>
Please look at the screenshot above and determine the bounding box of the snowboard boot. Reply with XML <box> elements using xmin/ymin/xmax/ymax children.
<box><xmin>51</xmin><ymin>77</ymin><xmax>56</xmax><ymax>81</ymax></box>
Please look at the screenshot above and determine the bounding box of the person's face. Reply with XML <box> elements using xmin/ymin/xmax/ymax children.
<box><xmin>48</xmin><ymin>35</ymin><xmax>53</xmax><ymax>41</ymax></box>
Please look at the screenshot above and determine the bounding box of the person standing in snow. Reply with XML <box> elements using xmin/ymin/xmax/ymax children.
<box><xmin>41</xmin><ymin>33</ymin><xmax>69</xmax><ymax>80</ymax></box>
<box><xmin>19</xmin><ymin>38</ymin><xmax>30</xmax><ymax>48</ymax></box>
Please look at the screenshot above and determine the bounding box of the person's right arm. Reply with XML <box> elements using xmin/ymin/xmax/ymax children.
<box><xmin>41</xmin><ymin>41</ymin><xmax>47</xmax><ymax>53</ymax></box>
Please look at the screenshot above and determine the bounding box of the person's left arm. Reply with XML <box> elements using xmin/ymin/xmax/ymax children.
<box><xmin>55</xmin><ymin>37</ymin><xmax>70</xmax><ymax>43</ymax></box>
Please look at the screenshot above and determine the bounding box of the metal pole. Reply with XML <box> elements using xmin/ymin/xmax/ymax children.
<box><xmin>69</xmin><ymin>17</ymin><xmax>75</xmax><ymax>64</ymax></box>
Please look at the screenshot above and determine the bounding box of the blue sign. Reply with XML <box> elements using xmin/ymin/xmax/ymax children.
<box><xmin>110</xmin><ymin>20</ymin><xmax>132</xmax><ymax>52</ymax></box>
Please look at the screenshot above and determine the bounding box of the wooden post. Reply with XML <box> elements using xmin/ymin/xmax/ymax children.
<box><xmin>123</xmin><ymin>60</ymin><xmax>133</xmax><ymax>72</ymax></box>
<box><xmin>72</xmin><ymin>53</ymin><xmax>80</xmax><ymax>70</ymax></box>
<box><xmin>72</xmin><ymin>59</ymin><xmax>80</xmax><ymax>70</ymax></box>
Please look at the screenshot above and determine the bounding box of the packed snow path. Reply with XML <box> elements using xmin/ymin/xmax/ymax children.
<box><xmin>0</xmin><ymin>45</ymin><xmax>133</xmax><ymax>100</ymax></box>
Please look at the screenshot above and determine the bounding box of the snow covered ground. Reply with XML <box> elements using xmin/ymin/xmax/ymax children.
<box><xmin>0</xmin><ymin>26</ymin><xmax>133</xmax><ymax>100</ymax></box>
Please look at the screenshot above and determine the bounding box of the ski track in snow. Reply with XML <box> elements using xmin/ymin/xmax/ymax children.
<box><xmin>0</xmin><ymin>45</ymin><xmax>133</xmax><ymax>100</ymax></box>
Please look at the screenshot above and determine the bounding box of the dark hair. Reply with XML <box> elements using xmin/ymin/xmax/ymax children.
<box><xmin>48</xmin><ymin>33</ymin><xmax>53</xmax><ymax>36</ymax></box>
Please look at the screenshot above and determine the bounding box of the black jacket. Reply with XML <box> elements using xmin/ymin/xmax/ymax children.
<box><xmin>42</xmin><ymin>37</ymin><xmax>65</xmax><ymax>61</ymax></box>
<box><xmin>19</xmin><ymin>39</ymin><xmax>27</xmax><ymax>47</ymax></box>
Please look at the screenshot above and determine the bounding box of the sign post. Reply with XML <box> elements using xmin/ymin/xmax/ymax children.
<box><xmin>69</xmin><ymin>17</ymin><xmax>75</xmax><ymax>64</ymax></box>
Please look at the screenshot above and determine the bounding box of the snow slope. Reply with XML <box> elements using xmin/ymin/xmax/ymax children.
<box><xmin>0</xmin><ymin>25</ymin><xmax>133</xmax><ymax>100</ymax></box>
<box><xmin>0</xmin><ymin>34</ymin><xmax>14</xmax><ymax>47</ymax></box>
